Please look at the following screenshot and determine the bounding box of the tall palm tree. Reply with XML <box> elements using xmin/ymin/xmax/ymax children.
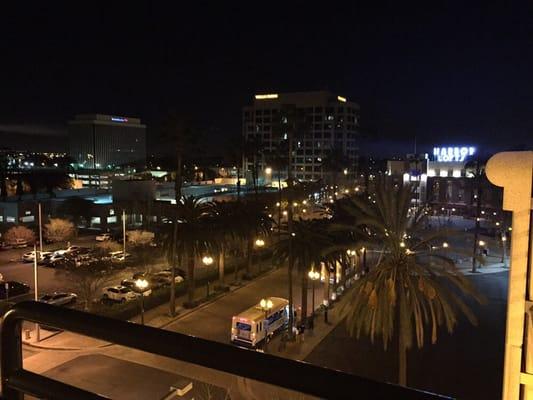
<box><xmin>465</xmin><ymin>158</ymin><xmax>486</xmax><ymax>273</ymax></box>
<box><xmin>161</xmin><ymin>112</ymin><xmax>199</xmax><ymax>315</ymax></box>
<box><xmin>243</xmin><ymin>137</ymin><xmax>265</xmax><ymax>199</ymax></box>
<box><xmin>321</xmin><ymin>147</ymin><xmax>350</xmax><ymax>200</ymax></box>
<box><xmin>232</xmin><ymin>200</ymin><xmax>272</xmax><ymax>278</ymax></box>
<box><xmin>274</xmin><ymin>219</ymin><xmax>337</xmax><ymax>327</ymax></box>
<box><xmin>339</xmin><ymin>182</ymin><xmax>485</xmax><ymax>386</ymax></box>
<box><xmin>211</xmin><ymin>201</ymin><xmax>240</xmax><ymax>286</ymax></box>
<box><xmin>164</xmin><ymin>196</ymin><xmax>214</xmax><ymax>306</ymax></box>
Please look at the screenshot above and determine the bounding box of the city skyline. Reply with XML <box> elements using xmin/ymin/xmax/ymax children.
<box><xmin>0</xmin><ymin>2</ymin><xmax>532</xmax><ymax>156</ymax></box>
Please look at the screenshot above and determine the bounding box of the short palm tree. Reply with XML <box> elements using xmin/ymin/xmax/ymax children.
<box><xmin>340</xmin><ymin>182</ymin><xmax>485</xmax><ymax>386</ymax></box>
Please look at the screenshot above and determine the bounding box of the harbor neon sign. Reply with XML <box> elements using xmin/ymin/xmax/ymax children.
<box><xmin>433</xmin><ymin>146</ymin><xmax>476</xmax><ymax>162</ymax></box>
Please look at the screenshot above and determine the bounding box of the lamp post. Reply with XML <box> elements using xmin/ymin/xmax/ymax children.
<box><xmin>260</xmin><ymin>298</ymin><xmax>273</xmax><ymax>352</ymax></box>
<box><xmin>135</xmin><ymin>278</ymin><xmax>149</xmax><ymax>325</ymax></box>
<box><xmin>202</xmin><ymin>255</ymin><xmax>214</xmax><ymax>266</ymax></box>
<box><xmin>501</xmin><ymin>233</ymin><xmax>508</xmax><ymax>267</ymax></box>
<box><xmin>33</xmin><ymin>243</ymin><xmax>40</xmax><ymax>342</ymax></box>
<box><xmin>360</xmin><ymin>247</ymin><xmax>367</xmax><ymax>275</ymax></box>
<box><xmin>308</xmin><ymin>269</ymin><xmax>320</xmax><ymax>330</ymax></box>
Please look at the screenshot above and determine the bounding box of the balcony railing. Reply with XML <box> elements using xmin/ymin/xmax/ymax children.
<box><xmin>1</xmin><ymin>301</ymin><xmax>452</xmax><ymax>399</ymax></box>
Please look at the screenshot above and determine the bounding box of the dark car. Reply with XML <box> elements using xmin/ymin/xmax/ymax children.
<box><xmin>0</xmin><ymin>281</ymin><xmax>30</xmax><ymax>299</ymax></box>
<box><xmin>163</xmin><ymin>267</ymin><xmax>187</xmax><ymax>279</ymax></box>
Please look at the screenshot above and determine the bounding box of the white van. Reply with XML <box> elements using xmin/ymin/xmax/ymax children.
<box><xmin>231</xmin><ymin>297</ymin><xmax>289</xmax><ymax>347</ymax></box>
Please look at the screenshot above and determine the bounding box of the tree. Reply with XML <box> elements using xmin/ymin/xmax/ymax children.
<box><xmin>274</xmin><ymin>219</ymin><xmax>336</xmax><ymax>327</ymax></box>
<box><xmin>321</xmin><ymin>147</ymin><xmax>350</xmax><ymax>199</ymax></box>
<box><xmin>164</xmin><ymin>197</ymin><xmax>214</xmax><ymax>306</ymax></box>
<box><xmin>232</xmin><ymin>200</ymin><xmax>272</xmax><ymax>278</ymax></box>
<box><xmin>94</xmin><ymin>240</ymin><xmax>122</xmax><ymax>258</ymax></box>
<box><xmin>465</xmin><ymin>158</ymin><xmax>487</xmax><ymax>273</ymax></box>
<box><xmin>36</xmin><ymin>169</ymin><xmax>72</xmax><ymax>196</ymax></box>
<box><xmin>127</xmin><ymin>230</ymin><xmax>155</xmax><ymax>269</ymax></box>
<box><xmin>161</xmin><ymin>112</ymin><xmax>201</xmax><ymax>315</ymax></box>
<box><xmin>243</xmin><ymin>137</ymin><xmax>265</xmax><ymax>199</ymax></box>
<box><xmin>339</xmin><ymin>182</ymin><xmax>485</xmax><ymax>386</ymax></box>
<box><xmin>211</xmin><ymin>201</ymin><xmax>240</xmax><ymax>286</ymax></box>
<box><xmin>57</xmin><ymin>197</ymin><xmax>94</xmax><ymax>227</ymax></box>
<box><xmin>44</xmin><ymin>218</ymin><xmax>76</xmax><ymax>243</ymax></box>
<box><xmin>65</xmin><ymin>266</ymin><xmax>114</xmax><ymax>311</ymax></box>
<box><xmin>4</xmin><ymin>225</ymin><xmax>35</xmax><ymax>245</ymax></box>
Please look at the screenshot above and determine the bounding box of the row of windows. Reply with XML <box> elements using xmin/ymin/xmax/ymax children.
<box><xmin>244</xmin><ymin>106</ymin><xmax>358</xmax><ymax>117</ymax></box>
<box><xmin>246</xmin><ymin>124</ymin><xmax>358</xmax><ymax>133</ymax></box>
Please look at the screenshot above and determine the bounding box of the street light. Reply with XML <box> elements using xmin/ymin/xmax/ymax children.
<box><xmin>260</xmin><ymin>298</ymin><xmax>273</xmax><ymax>351</ymax></box>
<box><xmin>442</xmin><ymin>242</ymin><xmax>449</xmax><ymax>248</ymax></box>
<box><xmin>202</xmin><ymin>255</ymin><xmax>214</xmax><ymax>266</ymax></box>
<box><xmin>265</xmin><ymin>167</ymin><xmax>272</xmax><ymax>175</ymax></box>
<box><xmin>255</xmin><ymin>238</ymin><xmax>265</xmax><ymax>248</ymax></box>
<box><xmin>308</xmin><ymin>269</ymin><xmax>320</xmax><ymax>330</ymax></box>
<box><xmin>135</xmin><ymin>278</ymin><xmax>149</xmax><ymax>325</ymax></box>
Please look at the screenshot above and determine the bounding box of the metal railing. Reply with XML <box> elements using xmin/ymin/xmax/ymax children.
<box><xmin>1</xmin><ymin>301</ymin><xmax>452</xmax><ymax>399</ymax></box>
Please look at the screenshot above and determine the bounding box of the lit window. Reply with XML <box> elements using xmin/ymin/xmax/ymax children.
<box><xmin>439</xmin><ymin>170</ymin><xmax>448</xmax><ymax>177</ymax></box>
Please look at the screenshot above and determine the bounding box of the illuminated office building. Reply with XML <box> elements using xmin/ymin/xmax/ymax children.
<box><xmin>68</xmin><ymin>114</ymin><xmax>146</xmax><ymax>170</ymax></box>
<box><xmin>242</xmin><ymin>91</ymin><xmax>359</xmax><ymax>184</ymax></box>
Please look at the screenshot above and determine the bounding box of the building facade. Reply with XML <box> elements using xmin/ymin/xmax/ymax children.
<box><xmin>242</xmin><ymin>91</ymin><xmax>359</xmax><ymax>184</ymax></box>
<box><xmin>68</xmin><ymin>114</ymin><xmax>146</xmax><ymax>170</ymax></box>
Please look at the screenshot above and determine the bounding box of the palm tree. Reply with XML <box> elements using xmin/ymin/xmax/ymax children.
<box><xmin>339</xmin><ymin>182</ymin><xmax>485</xmax><ymax>386</ymax></box>
<box><xmin>232</xmin><ymin>200</ymin><xmax>272</xmax><ymax>278</ymax></box>
<box><xmin>465</xmin><ymin>158</ymin><xmax>486</xmax><ymax>273</ymax></box>
<box><xmin>243</xmin><ymin>137</ymin><xmax>265</xmax><ymax>199</ymax></box>
<box><xmin>161</xmin><ymin>112</ymin><xmax>199</xmax><ymax>315</ymax></box>
<box><xmin>211</xmin><ymin>201</ymin><xmax>240</xmax><ymax>286</ymax></box>
<box><xmin>274</xmin><ymin>219</ymin><xmax>337</xmax><ymax>327</ymax></box>
<box><xmin>321</xmin><ymin>147</ymin><xmax>350</xmax><ymax>200</ymax></box>
<box><xmin>164</xmin><ymin>196</ymin><xmax>214</xmax><ymax>306</ymax></box>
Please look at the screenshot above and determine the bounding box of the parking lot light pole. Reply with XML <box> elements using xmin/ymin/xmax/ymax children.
<box><xmin>33</xmin><ymin>243</ymin><xmax>40</xmax><ymax>342</ymax></box>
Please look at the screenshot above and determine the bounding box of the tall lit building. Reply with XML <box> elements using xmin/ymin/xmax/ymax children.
<box><xmin>68</xmin><ymin>114</ymin><xmax>146</xmax><ymax>170</ymax></box>
<box><xmin>242</xmin><ymin>91</ymin><xmax>359</xmax><ymax>184</ymax></box>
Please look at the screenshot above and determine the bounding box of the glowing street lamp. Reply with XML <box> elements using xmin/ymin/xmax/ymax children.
<box><xmin>442</xmin><ymin>242</ymin><xmax>449</xmax><ymax>248</ymax></box>
<box><xmin>202</xmin><ymin>255</ymin><xmax>214</xmax><ymax>266</ymax></box>
<box><xmin>255</xmin><ymin>238</ymin><xmax>265</xmax><ymax>248</ymax></box>
<box><xmin>260</xmin><ymin>298</ymin><xmax>273</xmax><ymax>351</ymax></box>
<box><xmin>135</xmin><ymin>278</ymin><xmax>149</xmax><ymax>325</ymax></box>
<box><xmin>265</xmin><ymin>167</ymin><xmax>272</xmax><ymax>175</ymax></box>
<box><xmin>308</xmin><ymin>269</ymin><xmax>320</xmax><ymax>329</ymax></box>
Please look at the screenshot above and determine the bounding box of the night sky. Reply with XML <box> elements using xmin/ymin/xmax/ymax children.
<box><xmin>1</xmin><ymin>2</ymin><xmax>532</xmax><ymax>157</ymax></box>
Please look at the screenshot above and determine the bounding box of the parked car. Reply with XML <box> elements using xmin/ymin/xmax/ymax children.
<box><xmin>41</xmin><ymin>253</ymin><xmax>71</xmax><ymax>268</ymax></box>
<box><xmin>53</xmin><ymin>246</ymin><xmax>84</xmax><ymax>256</ymax></box>
<box><xmin>110</xmin><ymin>251</ymin><xmax>132</xmax><ymax>262</ymax></box>
<box><xmin>22</xmin><ymin>251</ymin><xmax>52</xmax><ymax>263</ymax></box>
<box><xmin>0</xmin><ymin>281</ymin><xmax>30</xmax><ymax>299</ymax></box>
<box><xmin>101</xmin><ymin>286</ymin><xmax>138</xmax><ymax>302</ymax></box>
<box><xmin>8</xmin><ymin>239</ymin><xmax>28</xmax><ymax>249</ymax></box>
<box><xmin>95</xmin><ymin>233</ymin><xmax>111</xmax><ymax>242</ymax></box>
<box><xmin>39</xmin><ymin>292</ymin><xmax>77</xmax><ymax>306</ymax></box>
<box><xmin>74</xmin><ymin>253</ymin><xmax>99</xmax><ymax>267</ymax></box>
<box><xmin>120</xmin><ymin>279</ymin><xmax>153</xmax><ymax>296</ymax></box>
<box><xmin>162</xmin><ymin>267</ymin><xmax>187</xmax><ymax>279</ymax></box>
<box><xmin>152</xmin><ymin>271</ymin><xmax>185</xmax><ymax>285</ymax></box>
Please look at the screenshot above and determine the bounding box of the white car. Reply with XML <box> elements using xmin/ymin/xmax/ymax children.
<box><xmin>22</xmin><ymin>251</ymin><xmax>52</xmax><ymax>263</ymax></box>
<box><xmin>102</xmin><ymin>286</ymin><xmax>138</xmax><ymax>302</ymax></box>
<box><xmin>110</xmin><ymin>251</ymin><xmax>131</xmax><ymax>262</ymax></box>
<box><xmin>54</xmin><ymin>246</ymin><xmax>81</xmax><ymax>256</ymax></box>
<box><xmin>39</xmin><ymin>292</ymin><xmax>77</xmax><ymax>306</ymax></box>
<box><xmin>96</xmin><ymin>233</ymin><xmax>111</xmax><ymax>242</ymax></box>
